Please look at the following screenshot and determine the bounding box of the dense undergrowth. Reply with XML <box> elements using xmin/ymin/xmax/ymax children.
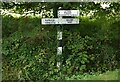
<box><xmin>2</xmin><ymin>15</ymin><xmax>120</xmax><ymax>80</ymax></box>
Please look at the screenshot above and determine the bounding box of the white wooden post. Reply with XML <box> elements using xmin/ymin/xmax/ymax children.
<box><xmin>57</xmin><ymin>16</ymin><xmax>62</xmax><ymax>68</ymax></box>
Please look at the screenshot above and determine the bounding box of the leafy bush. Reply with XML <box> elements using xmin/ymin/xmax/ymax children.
<box><xmin>2</xmin><ymin>16</ymin><xmax>119</xmax><ymax>80</ymax></box>
<box><xmin>62</xmin><ymin>31</ymin><xmax>92</xmax><ymax>75</ymax></box>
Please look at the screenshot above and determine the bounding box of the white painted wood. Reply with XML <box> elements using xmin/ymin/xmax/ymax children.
<box><xmin>42</xmin><ymin>18</ymin><xmax>79</xmax><ymax>24</ymax></box>
<box><xmin>41</xmin><ymin>18</ymin><xmax>59</xmax><ymax>24</ymax></box>
<box><xmin>61</xmin><ymin>18</ymin><xmax>79</xmax><ymax>24</ymax></box>
<box><xmin>58</xmin><ymin>10</ymin><xmax>79</xmax><ymax>16</ymax></box>
<box><xmin>57</xmin><ymin>31</ymin><xmax>62</xmax><ymax>40</ymax></box>
<box><xmin>57</xmin><ymin>47</ymin><xmax>62</xmax><ymax>55</ymax></box>
<box><xmin>57</xmin><ymin>62</ymin><xmax>61</xmax><ymax>68</ymax></box>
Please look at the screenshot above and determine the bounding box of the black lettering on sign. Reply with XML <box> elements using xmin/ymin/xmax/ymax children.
<box><xmin>66</xmin><ymin>19</ymin><xmax>73</xmax><ymax>23</ymax></box>
<box><xmin>45</xmin><ymin>19</ymin><xmax>55</xmax><ymax>21</ymax></box>
<box><xmin>64</xmin><ymin>11</ymin><xmax>71</xmax><ymax>15</ymax></box>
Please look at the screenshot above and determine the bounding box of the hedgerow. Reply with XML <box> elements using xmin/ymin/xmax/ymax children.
<box><xmin>2</xmin><ymin>15</ymin><xmax>119</xmax><ymax>80</ymax></box>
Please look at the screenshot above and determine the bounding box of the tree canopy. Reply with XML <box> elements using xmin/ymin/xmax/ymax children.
<box><xmin>1</xmin><ymin>2</ymin><xmax>120</xmax><ymax>18</ymax></box>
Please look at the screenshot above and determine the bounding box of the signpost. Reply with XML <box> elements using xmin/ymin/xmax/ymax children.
<box><xmin>42</xmin><ymin>18</ymin><xmax>79</xmax><ymax>24</ymax></box>
<box><xmin>41</xmin><ymin>10</ymin><xmax>80</xmax><ymax>68</ymax></box>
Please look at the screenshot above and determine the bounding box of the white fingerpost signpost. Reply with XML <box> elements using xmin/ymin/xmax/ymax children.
<box><xmin>41</xmin><ymin>10</ymin><xmax>80</xmax><ymax>68</ymax></box>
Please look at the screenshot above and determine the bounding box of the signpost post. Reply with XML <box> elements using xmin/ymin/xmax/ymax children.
<box><xmin>41</xmin><ymin>10</ymin><xmax>80</xmax><ymax>68</ymax></box>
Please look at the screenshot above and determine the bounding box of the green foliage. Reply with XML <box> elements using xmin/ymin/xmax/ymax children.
<box><xmin>2</xmin><ymin>12</ymin><xmax>119</xmax><ymax>80</ymax></box>
<box><xmin>2</xmin><ymin>16</ymin><xmax>57</xmax><ymax>80</ymax></box>
<box><xmin>2</xmin><ymin>2</ymin><xmax>120</xmax><ymax>17</ymax></box>
<box><xmin>62</xmin><ymin>31</ymin><xmax>91</xmax><ymax>74</ymax></box>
